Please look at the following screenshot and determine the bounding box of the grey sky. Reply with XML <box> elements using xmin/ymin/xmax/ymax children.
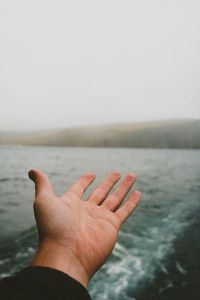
<box><xmin>0</xmin><ymin>0</ymin><xmax>200</xmax><ymax>130</ymax></box>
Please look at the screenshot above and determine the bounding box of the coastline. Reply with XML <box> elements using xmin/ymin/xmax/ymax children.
<box><xmin>0</xmin><ymin>119</ymin><xmax>200</xmax><ymax>149</ymax></box>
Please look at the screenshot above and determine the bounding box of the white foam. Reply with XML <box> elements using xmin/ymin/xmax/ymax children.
<box><xmin>0</xmin><ymin>258</ymin><xmax>10</xmax><ymax>266</ymax></box>
<box><xmin>176</xmin><ymin>261</ymin><xmax>187</xmax><ymax>275</ymax></box>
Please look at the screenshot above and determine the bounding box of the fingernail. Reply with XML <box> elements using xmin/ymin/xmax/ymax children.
<box><xmin>126</xmin><ymin>173</ymin><xmax>136</xmax><ymax>181</ymax></box>
<box><xmin>112</xmin><ymin>171</ymin><xmax>121</xmax><ymax>178</ymax></box>
<box><xmin>85</xmin><ymin>172</ymin><xmax>96</xmax><ymax>179</ymax></box>
<box><xmin>28</xmin><ymin>170</ymin><xmax>36</xmax><ymax>182</ymax></box>
<box><xmin>135</xmin><ymin>191</ymin><xmax>142</xmax><ymax>198</ymax></box>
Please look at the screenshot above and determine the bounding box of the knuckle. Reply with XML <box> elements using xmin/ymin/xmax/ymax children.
<box><xmin>71</xmin><ymin>183</ymin><xmax>84</xmax><ymax>194</ymax></box>
<box><xmin>77</xmin><ymin>183</ymin><xmax>85</xmax><ymax>193</ymax></box>
<box><xmin>66</xmin><ymin>191</ymin><xmax>75</xmax><ymax>197</ymax></box>
<box><xmin>125</xmin><ymin>202</ymin><xmax>133</xmax><ymax>214</ymax></box>
<box><xmin>105</xmin><ymin>202</ymin><xmax>114</xmax><ymax>210</ymax></box>
<box><xmin>115</xmin><ymin>212</ymin><xmax>123</xmax><ymax>224</ymax></box>
<box><xmin>113</xmin><ymin>215</ymin><xmax>121</xmax><ymax>228</ymax></box>
<box><xmin>126</xmin><ymin>174</ymin><xmax>136</xmax><ymax>183</ymax></box>
<box><xmin>109</xmin><ymin>194</ymin><xmax>117</xmax><ymax>202</ymax></box>
<box><xmin>95</xmin><ymin>188</ymin><xmax>107</xmax><ymax>198</ymax></box>
<box><xmin>113</xmin><ymin>190</ymin><xmax>122</xmax><ymax>199</ymax></box>
<box><xmin>33</xmin><ymin>198</ymin><xmax>39</xmax><ymax>210</ymax></box>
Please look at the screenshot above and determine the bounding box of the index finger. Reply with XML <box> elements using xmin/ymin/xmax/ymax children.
<box><xmin>63</xmin><ymin>173</ymin><xmax>96</xmax><ymax>198</ymax></box>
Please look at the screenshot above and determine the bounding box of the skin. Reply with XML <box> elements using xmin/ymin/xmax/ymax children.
<box><xmin>29</xmin><ymin>169</ymin><xmax>142</xmax><ymax>288</ymax></box>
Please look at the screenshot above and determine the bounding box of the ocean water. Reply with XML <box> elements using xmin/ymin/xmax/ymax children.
<box><xmin>0</xmin><ymin>146</ymin><xmax>200</xmax><ymax>299</ymax></box>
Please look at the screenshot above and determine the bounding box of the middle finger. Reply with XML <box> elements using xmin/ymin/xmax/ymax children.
<box><xmin>87</xmin><ymin>172</ymin><xmax>121</xmax><ymax>205</ymax></box>
<box><xmin>101</xmin><ymin>173</ymin><xmax>136</xmax><ymax>211</ymax></box>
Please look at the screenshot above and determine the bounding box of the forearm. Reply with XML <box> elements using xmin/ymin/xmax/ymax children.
<box><xmin>30</xmin><ymin>242</ymin><xmax>89</xmax><ymax>288</ymax></box>
<box><xmin>0</xmin><ymin>266</ymin><xmax>91</xmax><ymax>300</ymax></box>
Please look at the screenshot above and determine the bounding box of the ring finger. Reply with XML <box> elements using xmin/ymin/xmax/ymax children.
<box><xmin>101</xmin><ymin>173</ymin><xmax>136</xmax><ymax>211</ymax></box>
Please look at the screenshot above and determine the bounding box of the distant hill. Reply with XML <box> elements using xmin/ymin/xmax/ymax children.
<box><xmin>0</xmin><ymin>119</ymin><xmax>200</xmax><ymax>148</ymax></box>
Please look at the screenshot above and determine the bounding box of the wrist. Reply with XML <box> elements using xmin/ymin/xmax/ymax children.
<box><xmin>30</xmin><ymin>241</ymin><xmax>89</xmax><ymax>288</ymax></box>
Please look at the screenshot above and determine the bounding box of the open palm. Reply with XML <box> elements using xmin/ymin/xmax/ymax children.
<box><xmin>29</xmin><ymin>169</ymin><xmax>141</xmax><ymax>287</ymax></box>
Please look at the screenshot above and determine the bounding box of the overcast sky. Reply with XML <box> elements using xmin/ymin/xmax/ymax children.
<box><xmin>0</xmin><ymin>0</ymin><xmax>200</xmax><ymax>131</ymax></box>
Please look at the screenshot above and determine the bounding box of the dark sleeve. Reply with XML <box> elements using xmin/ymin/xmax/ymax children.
<box><xmin>0</xmin><ymin>266</ymin><xmax>92</xmax><ymax>300</ymax></box>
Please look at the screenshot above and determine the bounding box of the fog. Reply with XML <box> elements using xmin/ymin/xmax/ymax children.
<box><xmin>0</xmin><ymin>0</ymin><xmax>200</xmax><ymax>130</ymax></box>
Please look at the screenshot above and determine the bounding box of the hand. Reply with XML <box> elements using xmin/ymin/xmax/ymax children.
<box><xmin>29</xmin><ymin>169</ymin><xmax>141</xmax><ymax>287</ymax></box>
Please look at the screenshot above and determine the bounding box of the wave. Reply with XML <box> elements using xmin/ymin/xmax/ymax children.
<box><xmin>89</xmin><ymin>192</ymin><xmax>200</xmax><ymax>300</ymax></box>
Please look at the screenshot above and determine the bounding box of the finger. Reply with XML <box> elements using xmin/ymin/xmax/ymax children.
<box><xmin>28</xmin><ymin>169</ymin><xmax>54</xmax><ymax>197</ymax></box>
<box><xmin>63</xmin><ymin>172</ymin><xmax>96</xmax><ymax>198</ymax></box>
<box><xmin>87</xmin><ymin>172</ymin><xmax>121</xmax><ymax>205</ymax></box>
<box><xmin>102</xmin><ymin>173</ymin><xmax>136</xmax><ymax>211</ymax></box>
<box><xmin>116</xmin><ymin>191</ymin><xmax>141</xmax><ymax>224</ymax></box>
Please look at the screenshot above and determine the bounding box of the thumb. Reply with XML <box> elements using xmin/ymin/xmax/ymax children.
<box><xmin>28</xmin><ymin>169</ymin><xmax>53</xmax><ymax>197</ymax></box>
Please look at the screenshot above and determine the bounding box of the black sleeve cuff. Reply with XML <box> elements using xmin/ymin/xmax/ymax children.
<box><xmin>1</xmin><ymin>266</ymin><xmax>92</xmax><ymax>300</ymax></box>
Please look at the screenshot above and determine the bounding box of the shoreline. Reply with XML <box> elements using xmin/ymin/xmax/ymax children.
<box><xmin>0</xmin><ymin>119</ymin><xmax>200</xmax><ymax>149</ymax></box>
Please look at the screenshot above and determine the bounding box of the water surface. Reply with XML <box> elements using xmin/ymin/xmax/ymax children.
<box><xmin>0</xmin><ymin>146</ymin><xmax>199</xmax><ymax>299</ymax></box>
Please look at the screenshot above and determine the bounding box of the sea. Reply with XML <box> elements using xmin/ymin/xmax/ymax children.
<box><xmin>0</xmin><ymin>146</ymin><xmax>200</xmax><ymax>300</ymax></box>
